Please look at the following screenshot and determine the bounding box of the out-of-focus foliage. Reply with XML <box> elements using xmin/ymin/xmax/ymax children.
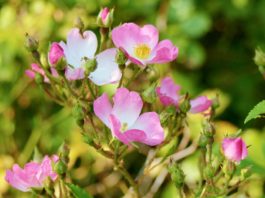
<box><xmin>0</xmin><ymin>0</ymin><xmax>265</xmax><ymax>197</ymax></box>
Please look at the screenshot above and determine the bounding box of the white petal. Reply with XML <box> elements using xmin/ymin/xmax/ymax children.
<box><xmin>89</xmin><ymin>48</ymin><xmax>121</xmax><ymax>86</ymax></box>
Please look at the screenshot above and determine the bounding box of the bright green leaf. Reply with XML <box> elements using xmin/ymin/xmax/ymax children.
<box><xmin>66</xmin><ymin>183</ymin><xmax>93</xmax><ymax>198</ymax></box>
<box><xmin>244</xmin><ymin>100</ymin><xmax>265</xmax><ymax>124</ymax></box>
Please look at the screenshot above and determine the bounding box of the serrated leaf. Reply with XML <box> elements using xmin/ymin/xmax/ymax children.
<box><xmin>244</xmin><ymin>100</ymin><xmax>265</xmax><ymax>124</ymax></box>
<box><xmin>66</xmin><ymin>183</ymin><xmax>93</xmax><ymax>198</ymax></box>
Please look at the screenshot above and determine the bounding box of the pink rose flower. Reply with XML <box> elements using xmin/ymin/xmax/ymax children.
<box><xmin>222</xmin><ymin>138</ymin><xmax>248</xmax><ymax>162</ymax></box>
<box><xmin>59</xmin><ymin>28</ymin><xmax>121</xmax><ymax>85</ymax></box>
<box><xmin>94</xmin><ymin>88</ymin><xmax>165</xmax><ymax>146</ymax></box>
<box><xmin>25</xmin><ymin>63</ymin><xmax>58</xmax><ymax>83</ymax></box>
<box><xmin>112</xmin><ymin>23</ymin><xmax>178</xmax><ymax>66</ymax></box>
<box><xmin>156</xmin><ymin>77</ymin><xmax>212</xmax><ymax>113</ymax></box>
<box><xmin>5</xmin><ymin>155</ymin><xmax>59</xmax><ymax>192</ymax></box>
<box><xmin>48</xmin><ymin>42</ymin><xmax>64</xmax><ymax>66</ymax></box>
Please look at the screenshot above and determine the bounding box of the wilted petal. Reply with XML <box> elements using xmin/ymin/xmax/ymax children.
<box><xmin>222</xmin><ymin>138</ymin><xmax>248</xmax><ymax>162</ymax></box>
<box><xmin>190</xmin><ymin>96</ymin><xmax>212</xmax><ymax>113</ymax></box>
<box><xmin>93</xmin><ymin>93</ymin><xmax>113</xmax><ymax>127</ymax></box>
<box><xmin>130</xmin><ymin>112</ymin><xmax>164</xmax><ymax>146</ymax></box>
<box><xmin>112</xmin><ymin>88</ymin><xmax>143</xmax><ymax>128</ymax></box>
<box><xmin>89</xmin><ymin>48</ymin><xmax>121</xmax><ymax>85</ymax></box>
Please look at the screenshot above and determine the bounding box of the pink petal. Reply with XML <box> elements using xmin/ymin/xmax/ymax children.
<box><xmin>25</xmin><ymin>70</ymin><xmax>35</xmax><ymax>79</ymax></box>
<box><xmin>149</xmin><ymin>40</ymin><xmax>178</xmax><ymax>64</ymax></box>
<box><xmin>48</xmin><ymin>42</ymin><xmax>64</xmax><ymax>66</ymax></box>
<box><xmin>5</xmin><ymin>169</ymin><xmax>30</xmax><ymax>192</ymax></box>
<box><xmin>190</xmin><ymin>96</ymin><xmax>212</xmax><ymax>113</ymax></box>
<box><xmin>109</xmin><ymin>114</ymin><xmax>146</xmax><ymax>145</ymax></box>
<box><xmin>222</xmin><ymin>138</ymin><xmax>248</xmax><ymax>162</ymax></box>
<box><xmin>156</xmin><ymin>77</ymin><xmax>181</xmax><ymax>106</ymax></box>
<box><xmin>89</xmin><ymin>48</ymin><xmax>121</xmax><ymax>85</ymax></box>
<box><xmin>101</xmin><ymin>7</ymin><xmax>109</xmax><ymax>24</ymax></box>
<box><xmin>65</xmin><ymin>67</ymin><xmax>85</xmax><ymax>81</ymax></box>
<box><xmin>130</xmin><ymin>112</ymin><xmax>164</xmax><ymax>146</ymax></box>
<box><xmin>93</xmin><ymin>93</ymin><xmax>113</xmax><ymax>128</ymax></box>
<box><xmin>37</xmin><ymin>156</ymin><xmax>58</xmax><ymax>182</ymax></box>
<box><xmin>112</xmin><ymin>88</ymin><xmax>143</xmax><ymax>128</ymax></box>
<box><xmin>111</xmin><ymin>23</ymin><xmax>158</xmax><ymax>65</ymax></box>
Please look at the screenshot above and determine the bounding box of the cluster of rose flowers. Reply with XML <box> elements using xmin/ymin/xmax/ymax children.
<box><xmin>5</xmin><ymin>7</ymin><xmax>249</xmax><ymax>197</ymax></box>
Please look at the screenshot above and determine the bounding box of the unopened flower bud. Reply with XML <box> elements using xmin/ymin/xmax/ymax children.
<box><xmin>142</xmin><ymin>83</ymin><xmax>157</xmax><ymax>103</ymax></box>
<box><xmin>159</xmin><ymin>106</ymin><xmax>176</xmax><ymax>125</ymax></box>
<box><xmin>203</xmin><ymin>121</ymin><xmax>215</xmax><ymax>137</ymax></box>
<box><xmin>254</xmin><ymin>48</ymin><xmax>265</xmax><ymax>67</ymax></box>
<box><xmin>198</xmin><ymin>133</ymin><xmax>209</xmax><ymax>148</ymax></box>
<box><xmin>168</xmin><ymin>163</ymin><xmax>185</xmax><ymax>188</ymax></box>
<box><xmin>203</xmin><ymin>165</ymin><xmax>215</xmax><ymax>179</ymax></box>
<box><xmin>97</xmin><ymin>7</ymin><xmax>114</xmax><ymax>27</ymax></box>
<box><xmin>25</xmin><ymin>33</ymin><xmax>38</xmax><ymax>52</ymax></box>
<box><xmin>72</xmin><ymin>103</ymin><xmax>85</xmax><ymax>127</ymax></box>
<box><xmin>84</xmin><ymin>58</ymin><xmax>97</xmax><ymax>76</ymax></box>
<box><xmin>222</xmin><ymin>137</ymin><xmax>247</xmax><ymax>162</ymax></box>
<box><xmin>40</xmin><ymin>53</ymin><xmax>48</xmax><ymax>69</ymax></box>
<box><xmin>74</xmin><ymin>17</ymin><xmax>85</xmax><ymax>33</ymax></box>
<box><xmin>55</xmin><ymin>58</ymin><xmax>67</xmax><ymax>73</ymax></box>
<box><xmin>35</xmin><ymin>73</ymin><xmax>44</xmax><ymax>84</ymax></box>
<box><xmin>116</xmin><ymin>49</ymin><xmax>127</xmax><ymax>65</ymax></box>
<box><xmin>58</xmin><ymin>142</ymin><xmax>70</xmax><ymax>164</ymax></box>
<box><xmin>48</xmin><ymin>42</ymin><xmax>64</xmax><ymax>66</ymax></box>
<box><xmin>179</xmin><ymin>98</ymin><xmax>191</xmax><ymax>114</ymax></box>
<box><xmin>55</xmin><ymin>160</ymin><xmax>67</xmax><ymax>175</ymax></box>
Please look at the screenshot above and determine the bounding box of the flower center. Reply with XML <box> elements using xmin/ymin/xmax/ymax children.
<box><xmin>134</xmin><ymin>44</ymin><xmax>151</xmax><ymax>60</ymax></box>
<box><xmin>121</xmin><ymin>123</ymin><xmax>128</xmax><ymax>132</ymax></box>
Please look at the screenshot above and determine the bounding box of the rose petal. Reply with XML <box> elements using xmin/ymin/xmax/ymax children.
<box><xmin>112</xmin><ymin>88</ymin><xmax>143</xmax><ymax>128</ymax></box>
<box><xmin>89</xmin><ymin>48</ymin><xmax>121</xmax><ymax>85</ymax></box>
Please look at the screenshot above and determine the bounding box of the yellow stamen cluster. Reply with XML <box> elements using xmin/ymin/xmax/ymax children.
<box><xmin>134</xmin><ymin>44</ymin><xmax>151</xmax><ymax>60</ymax></box>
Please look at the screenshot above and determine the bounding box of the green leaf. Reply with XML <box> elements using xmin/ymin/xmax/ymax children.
<box><xmin>244</xmin><ymin>100</ymin><xmax>265</xmax><ymax>124</ymax></box>
<box><xmin>66</xmin><ymin>183</ymin><xmax>93</xmax><ymax>198</ymax></box>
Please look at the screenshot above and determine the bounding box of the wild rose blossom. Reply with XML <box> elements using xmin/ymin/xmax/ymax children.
<box><xmin>94</xmin><ymin>88</ymin><xmax>164</xmax><ymax>146</ymax></box>
<box><xmin>112</xmin><ymin>23</ymin><xmax>178</xmax><ymax>66</ymax></box>
<box><xmin>222</xmin><ymin>137</ymin><xmax>248</xmax><ymax>162</ymax></box>
<box><xmin>156</xmin><ymin>77</ymin><xmax>212</xmax><ymax>113</ymax></box>
<box><xmin>5</xmin><ymin>155</ymin><xmax>59</xmax><ymax>192</ymax></box>
<box><xmin>25</xmin><ymin>63</ymin><xmax>58</xmax><ymax>83</ymax></box>
<box><xmin>48</xmin><ymin>42</ymin><xmax>64</xmax><ymax>66</ymax></box>
<box><xmin>59</xmin><ymin>28</ymin><xmax>121</xmax><ymax>85</ymax></box>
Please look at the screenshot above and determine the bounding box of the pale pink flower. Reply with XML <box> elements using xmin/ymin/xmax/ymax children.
<box><xmin>156</xmin><ymin>77</ymin><xmax>212</xmax><ymax>113</ymax></box>
<box><xmin>190</xmin><ymin>96</ymin><xmax>212</xmax><ymax>113</ymax></box>
<box><xmin>94</xmin><ymin>88</ymin><xmax>164</xmax><ymax>146</ymax></box>
<box><xmin>112</xmin><ymin>23</ymin><xmax>178</xmax><ymax>66</ymax></box>
<box><xmin>5</xmin><ymin>155</ymin><xmax>59</xmax><ymax>192</ymax></box>
<box><xmin>59</xmin><ymin>28</ymin><xmax>121</xmax><ymax>85</ymax></box>
<box><xmin>99</xmin><ymin>7</ymin><xmax>110</xmax><ymax>25</ymax></box>
<box><xmin>48</xmin><ymin>42</ymin><xmax>64</xmax><ymax>66</ymax></box>
<box><xmin>156</xmin><ymin>77</ymin><xmax>181</xmax><ymax>106</ymax></box>
<box><xmin>222</xmin><ymin>138</ymin><xmax>248</xmax><ymax>162</ymax></box>
<box><xmin>25</xmin><ymin>63</ymin><xmax>58</xmax><ymax>83</ymax></box>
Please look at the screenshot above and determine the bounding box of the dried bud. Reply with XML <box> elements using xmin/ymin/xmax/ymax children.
<box><xmin>25</xmin><ymin>33</ymin><xmax>38</xmax><ymax>52</ymax></box>
<box><xmin>74</xmin><ymin>17</ymin><xmax>85</xmax><ymax>33</ymax></box>
<box><xmin>116</xmin><ymin>49</ymin><xmax>127</xmax><ymax>65</ymax></box>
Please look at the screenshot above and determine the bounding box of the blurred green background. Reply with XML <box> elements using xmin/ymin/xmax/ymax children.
<box><xmin>0</xmin><ymin>0</ymin><xmax>265</xmax><ymax>197</ymax></box>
